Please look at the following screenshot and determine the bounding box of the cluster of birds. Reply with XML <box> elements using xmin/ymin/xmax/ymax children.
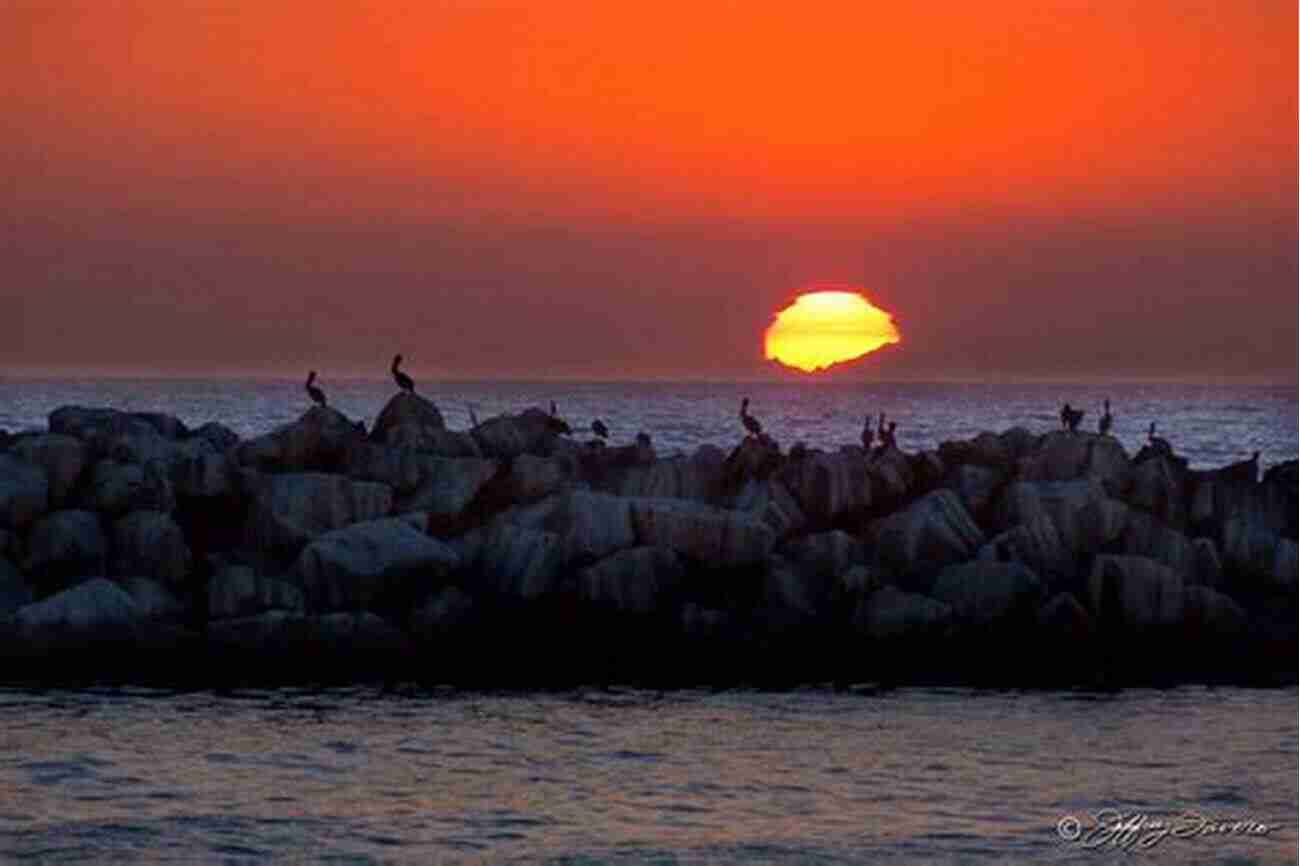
<box><xmin>304</xmin><ymin>356</ymin><xmax>616</xmax><ymax>441</ymax></box>
<box><xmin>1059</xmin><ymin>398</ymin><xmax>1114</xmax><ymax>435</ymax></box>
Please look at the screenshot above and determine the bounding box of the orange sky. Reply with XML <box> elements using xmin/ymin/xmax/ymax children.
<box><xmin>4</xmin><ymin>1</ymin><xmax>1296</xmax><ymax>380</ymax></box>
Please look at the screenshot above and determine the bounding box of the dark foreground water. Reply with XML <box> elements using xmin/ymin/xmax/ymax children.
<box><xmin>2</xmin><ymin>379</ymin><xmax>1295</xmax><ymax>470</ymax></box>
<box><xmin>0</xmin><ymin>685</ymin><xmax>1293</xmax><ymax>864</ymax></box>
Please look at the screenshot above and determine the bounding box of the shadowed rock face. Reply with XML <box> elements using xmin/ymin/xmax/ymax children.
<box><xmin>0</xmin><ymin>404</ymin><xmax>1294</xmax><ymax>687</ymax></box>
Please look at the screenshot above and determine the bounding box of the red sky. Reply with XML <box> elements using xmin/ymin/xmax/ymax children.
<box><xmin>4</xmin><ymin>1</ymin><xmax>1296</xmax><ymax>381</ymax></box>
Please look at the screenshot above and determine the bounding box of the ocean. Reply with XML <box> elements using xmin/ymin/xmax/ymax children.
<box><xmin>1</xmin><ymin>378</ymin><xmax>1295</xmax><ymax>471</ymax></box>
<box><xmin>0</xmin><ymin>378</ymin><xmax>1295</xmax><ymax>863</ymax></box>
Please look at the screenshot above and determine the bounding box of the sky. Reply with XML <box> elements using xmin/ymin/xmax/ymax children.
<box><xmin>3</xmin><ymin>1</ymin><xmax>1296</xmax><ymax>382</ymax></box>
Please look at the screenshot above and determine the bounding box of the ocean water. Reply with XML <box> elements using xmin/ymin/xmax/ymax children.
<box><xmin>1</xmin><ymin>378</ymin><xmax>1295</xmax><ymax>470</ymax></box>
<box><xmin>0</xmin><ymin>685</ymin><xmax>1292</xmax><ymax>864</ymax></box>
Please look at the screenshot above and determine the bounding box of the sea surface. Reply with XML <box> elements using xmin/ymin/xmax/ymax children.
<box><xmin>0</xmin><ymin>685</ymin><xmax>1293</xmax><ymax>864</ymax></box>
<box><xmin>1</xmin><ymin>378</ymin><xmax>1296</xmax><ymax>470</ymax></box>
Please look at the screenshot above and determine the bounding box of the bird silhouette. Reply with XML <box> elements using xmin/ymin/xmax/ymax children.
<box><xmin>391</xmin><ymin>355</ymin><xmax>414</xmax><ymax>393</ymax></box>
<box><xmin>740</xmin><ymin>398</ymin><xmax>763</xmax><ymax>437</ymax></box>
<box><xmin>305</xmin><ymin>370</ymin><xmax>327</xmax><ymax>407</ymax></box>
<box><xmin>591</xmin><ymin>419</ymin><xmax>609</xmax><ymax>440</ymax></box>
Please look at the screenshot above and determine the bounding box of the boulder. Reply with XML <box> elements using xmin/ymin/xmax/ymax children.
<box><xmin>874</xmin><ymin>490</ymin><xmax>984</xmax><ymax>582</ymax></box>
<box><xmin>1261</xmin><ymin>459</ymin><xmax>1298</xmax><ymax>539</ymax></box>
<box><xmin>867</xmin><ymin>447</ymin><xmax>915</xmax><ymax>505</ymax></box>
<box><xmin>48</xmin><ymin>406</ymin><xmax>157</xmax><ymax>443</ymax></box>
<box><xmin>10</xmin><ymin>434</ymin><xmax>87</xmax><ymax>508</ymax></box>
<box><xmin>474</xmin><ymin>523</ymin><xmax>565</xmax><ymax>600</ymax></box>
<box><xmin>23</xmin><ymin>510</ymin><xmax>107</xmax><ymax>588</ymax></box>
<box><xmin>908</xmin><ymin>450</ymin><xmax>947</xmax><ymax>494</ymax></box>
<box><xmin>977</xmin><ymin>515</ymin><xmax>1075</xmax><ymax>589</ymax></box>
<box><xmin>728</xmin><ymin>478</ymin><xmax>806</xmax><ymax>539</ymax></box>
<box><xmin>0</xmin><ymin>558</ymin><xmax>33</xmax><ymax>618</ymax></box>
<box><xmin>840</xmin><ymin>564</ymin><xmax>883</xmax><ymax>597</ymax></box>
<box><xmin>852</xmin><ymin>586</ymin><xmax>953</xmax><ymax>640</ymax></box>
<box><xmin>1190</xmin><ymin>538</ymin><xmax>1222</xmax><ymax>588</ymax></box>
<box><xmin>116</xmin><ymin>576</ymin><xmax>187</xmax><ymax>622</ymax></box>
<box><xmin>723</xmin><ymin>434</ymin><xmax>783</xmax><ymax>485</ymax></box>
<box><xmin>578</xmin><ymin>546</ymin><xmax>684</xmax><ymax>614</ymax></box>
<box><xmin>1125</xmin><ymin>455</ymin><xmax>1188</xmax><ymax>529</ymax></box>
<box><xmin>681</xmin><ymin>603</ymin><xmax>731</xmax><ymax>639</ymax></box>
<box><xmin>777</xmin><ymin>450</ymin><xmax>871</xmax><ymax>525</ymax></box>
<box><xmin>533</xmin><ymin>490</ymin><xmax>637</xmax><ymax>565</ymax></box>
<box><xmin>1017</xmin><ymin>431</ymin><xmax>1132</xmax><ymax>497</ymax></box>
<box><xmin>939</xmin><ymin>431</ymin><xmax>1016</xmax><ymax>470</ymax></box>
<box><xmin>472</xmin><ymin>408</ymin><xmax>566</xmax><ymax>459</ymax></box>
<box><xmin>191</xmin><ymin>421</ymin><xmax>240</xmax><ymax>451</ymax></box>
<box><xmin>1035</xmin><ymin>592</ymin><xmax>1093</xmax><ymax>639</ymax></box>
<box><xmin>1182</xmin><ymin>586</ymin><xmax>1247</xmax><ymax>639</ymax></box>
<box><xmin>627</xmin><ymin>497</ymin><xmax>775</xmax><ymax>568</ymax></box>
<box><xmin>400</xmin><ymin>458</ymin><xmax>499</xmax><ymax>524</ymax></box>
<box><xmin>1220</xmin><ymin>518</ymin><xmax>1297</xmax><ymax>594</ymax></box>
<box><xmin>763</xmin><ymin>559</ymin><xmax>834</xmax><ymax>627</ymax></box>
<box><xmin>291</xmin><ymin>517</ymin><xmax>459</xmax><ymax>611</ymax></box>
<box><xmin>236</xmin><ymin>406</ymin><xmax>366</xmax><ymax>472</ymax></box>
<box><xmin>130</xmin><ymin>411</ymin><xmax>189</xmax><ymax>440</ymax></box>
<box><xmin>342</xmin><ymin>441</ymin><xmax>427</xmax><ymax>494</ymax></box>
<box><xmin>1120</xmin><ymin>511</ymin><xmax>1198</xmax><ymax>581</ymax></box>
<box><xmin>207</xmin><ymin>565</ymin><xmax>306</xmax><ymax>619</ymax></box>
<box><xmin>409</xmin><ymin>586</ymin><xmax>475</xmax><ymax>639</ymax></box>
<box><xmin>12</xmin><ymin>577</ymin><xmax>139</xmax><ymax>643</ymax></box>
<box><xmin>80</xmin><ymin>459</ymin><xmax>174</xmax><ymax>516</ymax></box>
<box><xmin>996</xmin><ymin>480</ymin><xmax>1120</xmax><ymax>553</ymax></box>
<box><xmin>244</xmin><ymin>473</ymin><xmax>393</xmax><ymax>554</ymax></box>
<box><xmin>111</xmin><ymin>510</ymin><xmax>191</xmax><ymax>587</ymax></box>
<box><xmin>1087</xmin><ymin>555</ymin><xmax>1185</xmax><ymax>630</ymax></box>
<box><xmin>618</xmin><ymin>456</ymin><xmax>719</xmax><ymax>502</ymax></box>
<box><xmin>507</xmin><ymin>454</ymin><xmax>572</xmax><ymax>504</ymax></box>
<box><xmin>0</xmin><ymin>454</ymin><xmax>48</xmax><ymax>530</ymax></box>
<box><xmin>778</xmin><ymin>530</ymin><xmax>863</xmax><ymax>579</ymax></box>
<box><xmin>929</xmin><ymin>561</ymin><xmax>1042</xmax><ymax>627</ymax></box>
<box><xmin>164</xmin><ymin>438</ymin><xmax>234</xmax><ymax>499</ymax></box>
<box><xmin>370</xmin><ymin>392</ymin><xmax>446</xmax><ymax>442</ymax></box>
<box><xmin>943</xmin><ymin>464</ymin><xmax>1004</xmax><ymax>522</ymax></box>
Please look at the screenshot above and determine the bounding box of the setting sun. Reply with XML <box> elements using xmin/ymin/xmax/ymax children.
<box><xmin>764</xmin><ymin>288</ymin><xmax>902</xmax><ymax>373</ymax></box>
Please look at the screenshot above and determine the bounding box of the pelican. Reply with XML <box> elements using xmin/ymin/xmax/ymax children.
<box><xmin>740</xmin><ymin>398</ymin><xmax>763</xmax><ymax>437</ymax></box>
<box><xmin>1060</xmin><ymin>403</ymin><xmax>1084</xmax><ymax>433</ymax></box>
<box><xmin>305</xmin><ymin>371</ymin><xmax>327</xmax><ymax>407</ymax></box>
<box><xmin>391</xmin><ymin>355</ymin><xmax>414</xmax><ymax>393</ymax></box>
<box><xmin>861</xmin><ymin>414</ymin><xmax>874</xmax><ymax>451</ymax></box>
<box><xmin>591</xmin><ymin>419</ymin><xmax>609</xmax><ymax>440</ymax></box>
<box><xmin>1098</xmin><ymin>399</ymin><xmax>1113</xmax><ymax>436</ymax></box>
<box><xmin>882</xmin><ymin>421</ymin><xmax>898</xmax><ymax>450</ymax></box>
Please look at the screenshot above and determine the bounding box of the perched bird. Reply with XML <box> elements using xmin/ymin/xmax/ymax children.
<box><xmin>467</xmin><ymin>403</ymin><xmax>480</xmax><ymax>428</ymax></box>
<box><xmin>591</xmin><ymin>419</ymin><xmax>609</xmax><ymax>440</ymax></box>
<box><xmin>305</xmin><ymin>370</ymin><xmax>327</xmax><ymax>407</ymax></box>
<box><xmin>740</xmin><ymin>398</ymin><xmax>763</xmax><ymax>437</ymax></box>
<box><xmin>546</xmin><ymin>401</ymin><xmax>572</xmax><ymax>435</ymax></box>
<box><xmin>391</xmin><ymin>354</ymin><xmax>414</xmax><ymax>393</ymax></box>
<box><xmin>861</xmin><ymin>414</ymin><xmax>874</xmax><ymax>451</ymax></box>
<box><xmin>1222</xmin><ymin>450</ymin><xmax>1262</xmax><ymax>484</ymax></box>
<box><xmin>1098</xmin><ymin>399</ymin><xmax>1113</xmax><ymax>436</ymax></box>
<box><xmin>883</xmin><ymin>421</ymin><xmax>898</xmax><ymax>450</ymax></box>
<box><xmin>1147</xmin><ymin>421</ymin><xmax>1173</xmax><ymax>455</ymax></box>
<box><xmin>1060</xmin><ymin>403</ymin><xmax>1085</xmax><ymax>433</ymax></box>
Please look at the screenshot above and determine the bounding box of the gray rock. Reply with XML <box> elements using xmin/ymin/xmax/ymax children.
<box><xmin>867</xmin><ymin>447</ymin><xmax>915</xmax><ymax>505</ymax></box>
<box><xmin>508</xmin><ymin>454</ymin><xmax>572</xmax><ymax>503</ymax></box>
<box><xmin>10</xmin><ymin>434</ymin><xmax>87</xmax><ymax>508</ymax></box>
<box><xmin>929</xmin><ymin>561</ymin><xmax>1042</xmax><ymax>627</ymax></box>
<box><xmin>48</xmin><ymin>406</ymin><xmax>157</xmax><ymax>442</ymax></box>
<box><xmin>1190</xmin><ymin>538</ymin><xmax>1222</xmax><ymax>588</ymax></box>
<box><xmin>579</xmin><ymin>546</ymin><xmax>684</xmax><ymax>614</ymax></box>
<box><xmin>291</xmin><ymin>517</ymin><xmax>459</xmax><ymax>611</ymax></box>
<box><xmin>0</xmin><ymin>454</ymin><xmax>49</xmax><ymax>530</ymax></box>
<box><xmin>24</xmin><ymin>510</ymin><xmax>107</xmax><ymax>585</ymax></box>
<box><xmin>1221</xmin><ymin>518</ymin><xmax>1297</xmax><ymax>594</ymax></box>
<box><xmin>943</xmin><ymin>464</ymin><xmax>1004</xmax><ymax>521</ymax></box>
<box><xmin>996</xmin><ymin>480</ymin><xmax>1118</xmax><ymax>554</ymax></box>
<box><xmin>244</xmin><ymin>473</ymin><xmax>393</xmax><ymax>553</ymax></box>
<box><xmin>81</xmin><ymin>459</ymin><xmax>174</xmax><ymax>516</ymax></box>
<box><xmin>401</xmin><ymin>458</ymin><xmax>499</xmax><ymax>521</ymax></box>
<box><xmin>852</xmin><ymin>586</ymin><xmax>953</xmax><ymax>639</ymax></box>
<box><xmin>977</xmin><ymin>515</ymin><xmax>1074</xmax><ymax>588</ymax></box>
<box><xmin>628</xmin><ymin>497</ymin><xmax>775</xmax><ymax>568</ymax></box>
<box><xmin>371</xmin><ymin>392</ymin><xmax>446</xmax><ymax>442</ymax></box>
<box><xmin>1017</xmin><ymin>431</ymin><xmax>1133</xmax><ymax>497</ymax></box>
<box><xmin>236</xmin><ymin>406</ymin><xmax>366</xmax><ymax>472</ymax></box>
<box><xmin>618</xmin><ymin>456</ymin><xmax>719</xmax><ymax>502</ymax></box>
<box><xmin>533</xmin><ymin>490</ymin><xmax>637</xmax><ymax>565</ymax></box>
<box><xmin>0</xmin><ymin>557</ymin><xmax>33</xmax><ymax>618</ymax></box>
<box><xmin>117</xmin><ymin>576</ymin><xmax>187</xmax><ymax>622</ymax></box>
<box><xmin>1120</xmin><ymin>511</ymin><xmax>1198</xmax><ymax>581</ymax></box>
<box><xmin>839</xmin><ymin>564</ymin><xmax>882</xmax><ymax>597</ymax></box>
<box><xmin>779</xmin><ymin>530</ymin><xmax>863</xmax><ymax>578</ymax></box>
<box><xmin>13</xmin><ymin>577</ymin><xmax>139</xmax><ymax>642</ymax></box>
<box><xmin>681</xmin><ymin>603</ymin><xmax>730</xmax><ymax>639</ymax></box>
<box><xmin>191</xmin><ymin>422</ymin><xmax>240</xmax><ymax>451</ymax></box>
<box><xmin>1087</xmin><ymin>555</ymin><xmax>1185</xmax><ymax>630</ymax></box>
<box><xmin>476</xmin><ymin>523</ymin><xmax>564</xmax><ymax>600</ymax></box>
<box><xmin>111</xmin><ymin>510</ymin><xmax>191</xmax><ymax>587</ymax></box>
<box><xmin>874</xmin><ymin>490</ymin><xmax>984</xmax><ymax>580</ymax></box>
<box><xmin>1125</xmin><ymin>455</ymin><xmax>1188</xmax><ymax>529</ymax></box>
<box><xmin>777</xmin><ymin>450</ymin><xmax>871</xmax><ymax>524</ymax></box>
<box><xmin>207</xmin><ymin>565</ymin><xmax>306</xmax><ymax>619</ymax></box>
<box><xmin>472</xmin><ymin>408</ymin><xmax>565</xmax><ymax>459</ymax></box>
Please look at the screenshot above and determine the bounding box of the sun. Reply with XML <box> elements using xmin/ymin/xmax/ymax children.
<box><xmin>764</xmin><ymin>286</ymin><xmax>901</xmax><ymax>373</ymax></box>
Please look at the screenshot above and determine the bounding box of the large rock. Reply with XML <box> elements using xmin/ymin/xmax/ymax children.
<box><xmin>12</xmin><ymin>577</ymin><xmax>139</xmax><ymax>643</ymax></box>
<box><xmin>1120</xmin><ymin>511</ymin><xmax>1198</xmax><ymax>582</ymax></box>
<box><xmin>728</xmin><ymin>478</ymin><xmax>806</xmax><ymax>539</ymax></box>
<box><xmin>10</xmin><ymin>434</ymin><xmax>87</xmax><ymax>508</ymax></box>
<box><xmin>943</xmin><ymin>464</ymin><xmax>1005</xmax><ymax>522</ymax></box>
<box><xmin>23</xmin><ymin>510</ymin><xmax>107</xmax><ymax>588</ymax></box>
<box><xmin>48</xmin><ymin>406</ymin><xmax>158</xmax><ymax>443</ymax></box>
<box><xmin>929</xmin><ymin>561</ymin><xmax>1042</xmax><ymax>627</ymax></box>
<box><xmin>723</xmin><ymin>434</ymin><xmax>783</xmax><ymax>486</ymax></box>
<box><xmin>291</xmin><ymin>517</ymin><xmax>459</xmax><ymax>611</ymax></box>
<box><xmin>236</xmin><ymin>406</ymin><xmax>366</xmax><ymax>473</ymax></box>
<box><xmin>763</xmin><ymin>559</ymin><xmax>835</xmax><ymax>628</ymax></box>
<box><xmin>472</xmin><ymin>408</ymin><xmax>566</xmax><ymax>459</ymax></box>
<box><xmin>1017</xmin><ymin>431</ymin><xmax>1132</xmax><ymax>497</ymax></box>
<box><xmin>852</xmin><ymin>585</ymin><xmax>953</xmax><ymax>640</ymax></box>
<box><xmin>0</xmin><ymin>454</ymin><xmax>48</xmax><ymax>530</ymax></box>
<box><xmin>977</xmin><ymin>515</ymin><xmax>1075</xmax><ymax>588</ymax></box>
<box><xmin>1087</xmin><ymin>555</ymin><xmax>1185</xmax><ymax>630</ymax></box>
<box><xmin>370</xmin><ymin>392</ymin><xmax>446</xmax><ymax>443</ymax></box>
<box><xmin>116</xmin><ymin>576</ymin><xmax>188</xmax><ymax>622</ymax></box>
<box><xmin>192</xmin><ymin>421</ymin><xmax>240</xmax><ymax>452</ymax></box>
<box><xmin>618</xmin><ymin>456</ymin><xmax>719</xmax><ymax>502</ymax></box>
<box><xmin>1125</xmin><ymin>455</ymin><xmax>1189</xmax><ymax>529</ymax></box>
<box><xmin>778</xmin><ymin>530</ymin><xmax>863</xmax><ymax>579</ymax></box>
<box><xmin>1220</xmin><ymin>518</ymin><xmax>1297</xmax><ymax>594</ymax></box>
<box><xmin>525</xmin><ymin>490</ymin><xmax>638</xmax><ymax>565</ymax></box>
<box><xmin>777</xmin><ymin>450</ymin><xmax>871</xmax><ymax>525</ymax></box>
<box><xmin>80</xmin><ymin>459</ymin><xmax>175</xmax><ymax>516</ymax></box>
<box><xmin>996</xmin><ymin>480</ymin><xmax>1121</xmax><ymax>554</ymax></box>
<box><xmin>874</xmin><ymin>490</ymin><xmax>984</xmax><ymax>582</ymax></box>
<box><xmin>400</xmin><ymin>458</ymin><xmax>498</xmax><ymax>523</ymax></box>
<box><xmin>507</xmin><ymin>454</ymin><xmax>572</xmax><ymax>503</ymax></box>
<box><xmin>628</xmin><ymin>497</ymin><xmax>775</xmax><ymax>568</ymax></box>
<box><xmin>867</xmin><ymin>447</ymin><xmax>915</xmax><ymax>506</ymax></box>
<box><xmin>0</xmin><ymin>558</ymin><xmax>33</xmax><ymax>618</ymax></box>
<box><xmin>1190</xmin><ymin>537</ymin><xmax>1223</xmax><ymax>588</ymax></box>
<box><xmin>473</xmin><ymin>523</ymin><xmax>565</xmax><ymax>600</ymax></box>
<box><xmin>579</xmin><ymin>546</ymin><xmax>684</xmax><ymax>614</ymax></box>
<box><xmin>111</xmin><ymin>510</ymin><xmax>191</xmax><ymax>587</ymax></box>
<box><xmin>244</xmin><ymin>473</ymin><xmax>393</xmax><ymax>554</ymax></box>
<box><xmin>207</xmin><ymin>565</ymin><xmax>306</xmax><ymax>619</ymax></box>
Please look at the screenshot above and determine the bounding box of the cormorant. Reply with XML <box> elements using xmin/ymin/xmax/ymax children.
<box><xmin>305</xmin><ymin>370</ymin><xmax>327</xmax><ymax>407</ymax></box>
<box><xmin>861</xmin><ymin>414</ymin><xmax>874</xmax><ymax>451</ymax></box>
<box><xmin>740</xmin><ymin>398</ymin><xmax>763</xmax><ymax>437</ymax></box>
<box><xmin>391</xmin><ymin>355</ymin><xmax>414</xmax><ymax>393</ymax></box>
<box><xmin>591</xmin><ymin>419</ymin><xmax>609</xmax><ymax>440</ymax></box>
<box><xmin>1099</xmin><ymin>399</ymin><xmax>1113</xmax><ymax>436</ymax></box>
<box><xmin>1060</xmin><ymin>403</ymin><xmax>1084</xmax><ymax>433</ymax></box>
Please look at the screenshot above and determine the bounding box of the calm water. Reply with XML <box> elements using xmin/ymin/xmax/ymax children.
<box><xmin>0</xmin><ymin>686</ymin><xmax>1292</xmax><ymax>864</ymax></box>
<box><xmin>1</xmin><ymin>379</ymin><xmax>1296</xmax><ymax>470</ymax></box>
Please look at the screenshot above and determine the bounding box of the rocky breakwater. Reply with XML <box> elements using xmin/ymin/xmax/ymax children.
<box><xmin>0</xmin><ymin>396</ymin><xmax>1294</xmax><ymax>687</ymax></box>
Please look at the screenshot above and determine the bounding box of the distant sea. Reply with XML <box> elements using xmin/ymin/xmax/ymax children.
<box><xmin>1</xmin><ymin>378</ymin><xmax>1296</xmax><ymax>470</ymax></box>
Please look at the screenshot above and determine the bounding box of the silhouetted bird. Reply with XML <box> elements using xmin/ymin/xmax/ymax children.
<box><xmin>635</xmin><ymin>431</ymin><xmax>652</xmax><ymax>449</ymax></box>
<box><xmin>884</xmin><ymin>421</ymin><xmax>898</xmax><ymax>450</ymax></box>
<box><xmin>546</xmin><ymin>401</ymin><xmax>572</xmax><ymax>435</ymax></box>
<box><xmin>305</xmin><ymin>370</ymin><xmax>327</xmax><ymax>407</ymax></box>
<box><xmin>740</xmin><ymin>398</ymin><xmax>763</xmax><ymax>437</ymax></box>
<box><xmin>467</xmin><ymin>403</ymin><xmax>479</xmax><ymax>428</ymax></box>
<box><xmin>1099</xmin><ymin>399</ymin><xmax>1113</xmax><ymax>436</ymax></box>
<box><xmin>1060</xmin><ymin>403</ymin><xmax>1085</xmax><ymax>433</ymax></box>
<box><xmin>591</xmin><ymin>419</ymin><xmax>609</xmax><ymax>440</ymax></box>
<box><xmin>861</xmin><ymin>414</ymin><xmax>874</xmax><ymax>451</ymax></box>
<box><xmin>1147</xmin><ymin>421</ymin><xmax>1173</xmax><ymax>455</ymax></box>
<box><xmin>391</xmin><ymin>355</ymin><xmax>414</xmax><ymax>393</ymax></box>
